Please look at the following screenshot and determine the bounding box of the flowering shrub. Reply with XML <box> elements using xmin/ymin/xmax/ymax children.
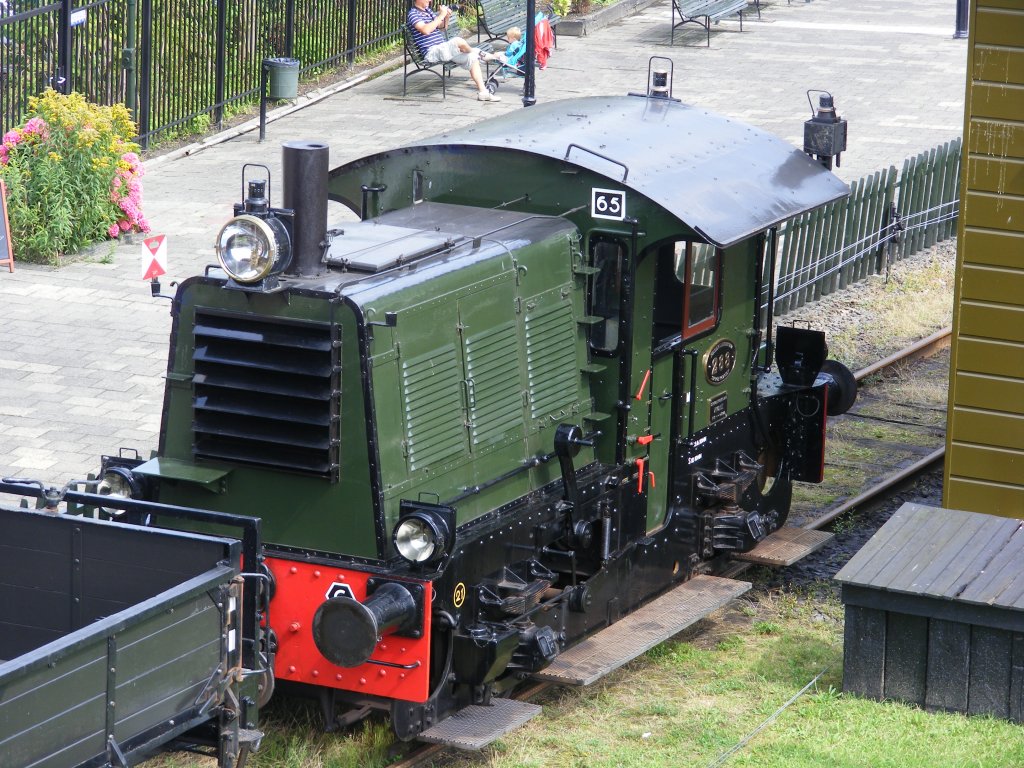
<box><xmin>0</xmin><ymin>89</ymin><xmax>150</xmax><ymax>264</ymax></box>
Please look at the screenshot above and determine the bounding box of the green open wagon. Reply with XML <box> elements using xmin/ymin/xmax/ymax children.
<box><xmin>0</xmin><ymin>501</ymin><xmax>263</xmax><ymax>768</ymax></box>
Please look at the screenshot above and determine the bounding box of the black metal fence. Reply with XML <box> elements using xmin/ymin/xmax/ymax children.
<box><xmin>0</xmin><ymin>0</ymin><xmax>403</xmax><ymax>147</ymax></box>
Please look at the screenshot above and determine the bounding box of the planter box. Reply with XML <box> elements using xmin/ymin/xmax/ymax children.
<box><xmin>557</xmin><ymin>0</ymin><xmax>663</xmax><ymax>36</ymax></box>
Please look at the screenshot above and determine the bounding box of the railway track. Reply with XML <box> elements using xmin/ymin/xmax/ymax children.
<box><xmin>805</xmin><ymin>325</ymin><xmax>951</xmax><ymax>532</ymax></box>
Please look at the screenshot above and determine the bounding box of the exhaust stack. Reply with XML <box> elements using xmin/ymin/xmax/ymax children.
<box><xmin>282</xmin><ymin>140</ymin><xmax>329</xmax><ymax>278</ymax></box>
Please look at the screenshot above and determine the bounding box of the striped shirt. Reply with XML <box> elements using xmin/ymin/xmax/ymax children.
<box><xmin>408</xmin><ymin>6</ymin><xmax>445</xmax><ymax>57</ymax></box>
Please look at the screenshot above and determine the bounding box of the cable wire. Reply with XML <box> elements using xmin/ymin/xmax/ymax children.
<box><xmin>771</xmin><ymin>200</ymin><xmax>959</xmax><ymax>303</ymax></box>
<box><xmin>704</xmin><ymin>664</ymin><xmax>833</xmax><ymax>768</ymax></box>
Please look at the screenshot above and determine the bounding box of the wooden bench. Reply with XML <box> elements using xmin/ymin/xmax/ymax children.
<box><xmin>475</xmin><ymin>0</ymin><xmax>559</xmax><ymax>47</ymax></box>
<box><xmin>671</xmin><ymin>0</ymin><xmax>747</xmax><ymax>46</ymax></box>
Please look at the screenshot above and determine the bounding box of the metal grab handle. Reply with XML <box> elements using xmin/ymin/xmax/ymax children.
<box><xmin>563</xmin><ymin>143</ymin><xmax>629</xmax><ymax>183</ymax></box>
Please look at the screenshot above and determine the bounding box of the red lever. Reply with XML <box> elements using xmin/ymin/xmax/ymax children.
<box><xmin>637</xmin><ymin>434</ymin><xmax>655</xmax><ymax>446</ymax></box>
<box><xmin>634</xmin><ymin>368</ymin><xmax>651</xmax><ymax>401</ymax></box>
<box><xmin>636</xmin><ymin>457</ymin><xmax>646</xmax><ymax>493</ymax></box>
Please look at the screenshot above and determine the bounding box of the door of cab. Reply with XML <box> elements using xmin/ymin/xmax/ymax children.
<box><xmin>635</xmin><ymin>245</ymin><xmax>682</xmax><ymax>533</ymax></box>
<box><xmin>641</xmin><ymin>239</ymin><xmax>721</xmax><ymax>532</ymax></box>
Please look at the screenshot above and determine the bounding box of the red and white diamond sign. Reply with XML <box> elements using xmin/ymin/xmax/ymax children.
<box><xmin>141</xmin><ymin>234</ymin><xmax>167</xmax><ymax>280</ymax></box>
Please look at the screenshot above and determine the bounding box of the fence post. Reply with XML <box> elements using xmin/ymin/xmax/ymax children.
<box><xmin>286</xmin><ymin>0</ymin><xmax>296</xmax><ymax>55</ymax></box>
<box><xmin>897</xmin><ymin>156</ymin><xmax>912</xmax><ymax>259</ymax></box>
<box><xmin>945</xmin><ymin>137</ymin><xmax>962</xmax><ymax>239</ymax></box>
<box><xmin>124</xmin><ymin>0</ymin><xmax>138</xmax><ymax>116</ymax></box>
<box><xmin>56</xmin><ymin>0</ymin><xmax>72</xmax><ymax>93</ymax></box>
<box><xmin>857</xmin><ymin>173</ymin><xmax>876</xmax><ymax>281</ymax></box>
<box><xmin>926</xmin><ymin>146</ymin><xmax>939</xmax><ymax>248</ymax></box>
<box><xmin>775</xmin><ymin>216</ymin><xmax>798</xmax><ymax>315</ymax></box>
<box><xmin>215</xmin><ymin>0</ymin><xmax>226</xmax><ymax>129</ymax></box>
<box><xmin>347</xmin><ymin>0</ymin><xmax>357</xmax><ymax>64</ymax></box>
<box><xmin>138</xmin><ymin>0</ymin><xmax>152</xmax><ymax>148</ymax></box>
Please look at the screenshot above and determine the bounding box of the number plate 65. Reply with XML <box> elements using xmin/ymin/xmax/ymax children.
<box><xmin>591</xmin><ymin>188</ymin><xmax>626</xmax><ymax>221</ymax></box>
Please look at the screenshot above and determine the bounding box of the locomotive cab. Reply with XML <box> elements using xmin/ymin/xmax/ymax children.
<box><xmin>114</xmin><ymin>90</ymin><xmax>856</xmax><ymax>742</ymax></box>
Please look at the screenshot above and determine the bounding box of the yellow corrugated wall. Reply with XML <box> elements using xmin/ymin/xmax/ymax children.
<box><xmin>944</xmin><ymin>0</ymin><xmax>1024</xmax><ymax>516</ymax></box>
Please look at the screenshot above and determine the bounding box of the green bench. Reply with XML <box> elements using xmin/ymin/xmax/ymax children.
<box><xmin>475</xmin><ymin>0</ymin><xmax>559</xmax><ymax>46</ymax></box>
<box><xmin>403</xmin><ymin>10</ymin><xmax>495</xmax><ymax>98</ymax></box>
<box><xmin>403</xmin><ymin>22</ymin><xmax>459</xmax><ymax>98</ymax></box>
<box><xmin>671</xmin><ymin>0</ymin><xmax>748</xmax><ymax>46</ymax></box>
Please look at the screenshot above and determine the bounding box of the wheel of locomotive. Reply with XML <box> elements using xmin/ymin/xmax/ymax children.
<box><xmin>253</xmin><ymin>625</ymin><xmax>278</xmax><ymax>708</ymax></box>
<box><xmin>255</xmin><ymin>653</ymin><xmax>276</xmax><ymax>708</ymax></box>
<box><xmin>388</xmin><ymin>611</ymin><xmax>458</xmax><ymax>740</ymax></box>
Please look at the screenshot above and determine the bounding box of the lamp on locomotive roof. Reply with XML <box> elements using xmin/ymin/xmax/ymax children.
<box><xmin>631</xmin><ymin>56</ymin><xmax>681</xmax><ymax>104</ymax></box>
<box><xmin>803</xmin><ymin>90</ymin><xmax>847</xmax><ymax>170</ymax></box>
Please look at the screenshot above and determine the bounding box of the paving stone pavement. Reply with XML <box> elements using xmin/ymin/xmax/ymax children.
<box><xmin>0</xmin><ymin>0</ymin><xmax>967</xmax><ymax>485</ymax></box>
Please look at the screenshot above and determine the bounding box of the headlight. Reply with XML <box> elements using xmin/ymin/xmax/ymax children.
<box><xmin>97</xmin><ymin>466</ymin><xmax>138</xmax><ymax>499</ymax></box>
<box><xmin>96</xmin><ymin>465</ymin><xmax>147</xmax><ymax>517</ymax></box>
<box><xmin>215</xmin><ymin>214</ymin><xmax>291</xmax><ymax>283</ymax></box>
<box><xmin>393</xmin><ymin>512</ymin><xmax>450</xmax><ymax>564</ymax></box>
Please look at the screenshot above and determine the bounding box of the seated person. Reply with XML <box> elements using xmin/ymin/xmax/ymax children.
<box><xmin>407</xmin><ymin>0</ymin><xmax>500</xmax><ymax>102</ymax></box>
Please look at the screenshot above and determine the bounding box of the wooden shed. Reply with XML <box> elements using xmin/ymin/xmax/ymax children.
<box><xmin>944</xmin><ymin>0</ymin><xmax>1024</xmax><ymax>516</ymax></box>
<box><xmin>835</xmin><ymin>503</ymin><xmax>1024</xmax><ymax>721</ymax></box>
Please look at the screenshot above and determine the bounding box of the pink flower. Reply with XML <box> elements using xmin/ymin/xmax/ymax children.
<box><xmin>2</xmin><ymin>130</ymin><xmax>20</xmax><ymax>146</ymax></box>
<box><xmin>118</xmin><ymin>219</ymin><xmax>131</xmax><ymax>232</ymax></box>
<box><xmin>107</xmin><ymin>223</ymin><xmax>120</xmax><ymax>238</ymax></box>
<box><xmin>23</xmin><ymin>117</ymin><xmax>47</xmax><ymax>136</ymax></box>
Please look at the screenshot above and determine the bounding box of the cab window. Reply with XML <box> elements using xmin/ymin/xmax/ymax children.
<box><xmin>676</xmin><ymin>241</ymin><xmax>720</xmax><ymax>339</ymax></box>
<box><xmin>588</xmin><ymin>238</ymin><xmax>625</xmax><ymax>353</ymax></box>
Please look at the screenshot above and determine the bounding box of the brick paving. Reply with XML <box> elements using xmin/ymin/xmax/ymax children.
<box><xmin>0</xmin><ymin>0</ymin><xmax>967</xmax><ymax>484</ymax></box>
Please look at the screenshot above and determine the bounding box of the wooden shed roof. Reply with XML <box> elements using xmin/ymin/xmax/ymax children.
<box><xmin>835</xmin><ymin>503</ymin><xmax>1024</xmax><ymax>611</ymax></box>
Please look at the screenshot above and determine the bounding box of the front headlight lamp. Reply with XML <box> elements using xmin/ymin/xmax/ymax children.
<box><xmin>215</xmin><ymin>214</ymin><xmax>292</xmax><ymax>284</ymax></box>
<box><xmin>393</xmin><ymin>512</ymin><xmax>450</xmax><ymax>564</ymax></box>
<box><xmin>96</xmin><ymin>465</ymin><xmax>146</xmax><ymax>515</ymax></box>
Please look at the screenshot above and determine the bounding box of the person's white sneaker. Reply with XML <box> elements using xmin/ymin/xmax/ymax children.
<box><xmin>478</xmin><ymin>90</ymin><xmax>501</xmax><ymax>102</ymax></box>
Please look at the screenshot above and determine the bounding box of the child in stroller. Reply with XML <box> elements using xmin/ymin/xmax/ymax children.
<box><xmin>482</xmin><ymin>26</ymin><xmax>524</xmax><ymax>94</ymax></box>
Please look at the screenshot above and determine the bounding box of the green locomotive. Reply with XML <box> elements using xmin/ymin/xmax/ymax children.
<box><xmin>99</xmin><ymin>87</ymin><xmax>855</xmax><ymax>743</ymax></box>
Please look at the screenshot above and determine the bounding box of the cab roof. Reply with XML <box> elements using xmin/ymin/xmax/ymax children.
<box><xmin>329</xmin><ymin>96</ymin><xmax>849</xmax><ymax>248</ymax></box>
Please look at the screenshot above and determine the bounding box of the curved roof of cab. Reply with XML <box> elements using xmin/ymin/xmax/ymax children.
<box><xmin>328</xmin><ymin>95</ymin><xmax>850</xmax><ymax>248</ymax></box>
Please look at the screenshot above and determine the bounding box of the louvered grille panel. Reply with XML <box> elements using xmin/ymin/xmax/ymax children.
<box><xmin>402</xmin><ymin>346</ymin><xmax>466</xmax><ymax>470</ymax></box>
<box><xmin>192</xmin><ymin>310</ymin><xmax>339</xmax><ymax>479</ymax></box>
<box><xmin>525</xmin><ymin>303</ymin><xmax>579</xmax><ymax>419</ymax></box>
<box><xmin>465</xmin><ymin>321</ymin><xmax>521</xmax><ymax>447</ymax></box>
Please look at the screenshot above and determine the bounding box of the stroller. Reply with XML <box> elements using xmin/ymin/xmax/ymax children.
<box><xmin>482</xmin><ymin>36</ymin><xmax>526</xmax><ymax>95</ymax></box>
<box><xmin>482</xmin><ymin>12</ymin><xmax>553</xmax><ymax>94</ymax></box>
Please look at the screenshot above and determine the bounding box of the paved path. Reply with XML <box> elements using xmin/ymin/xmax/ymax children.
<box><xmin>0</xmin><ymin>0</ymin><xmax>966</xmax><ymax>484</ymax></box>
